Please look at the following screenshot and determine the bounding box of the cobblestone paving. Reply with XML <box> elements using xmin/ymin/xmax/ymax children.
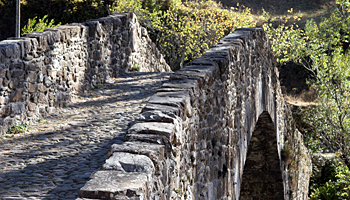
<box><xmin>0</xmin><ymin>72</ymin><xmax>171</xmax><ymax>200</ymax></box>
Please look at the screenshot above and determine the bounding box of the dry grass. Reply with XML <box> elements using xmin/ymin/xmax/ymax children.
<box><xmin>285</xmin><ymin>96</ymin><xmax>318</xmax><ymax>107</ymax></box>
<box><xmin>284</xmin><ymin>88</ymin><xmax>318</xmax><ymax>106</ymax></box>
<box><xmin>219</xmin><ymin>0</ymin><xmax>336</xmax><ymax>28</ymax></box>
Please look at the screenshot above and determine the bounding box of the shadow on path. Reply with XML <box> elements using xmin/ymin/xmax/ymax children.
<box><xmin>0</xmin><ymin>72</ymin><xmax>171</xmax><ymax>200</ymax></box>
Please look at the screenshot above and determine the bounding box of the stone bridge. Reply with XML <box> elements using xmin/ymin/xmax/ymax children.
<box><xmin>0</xmin><ymin>13</ymin><xmax>311</xmax><ymax>199</ymax></box>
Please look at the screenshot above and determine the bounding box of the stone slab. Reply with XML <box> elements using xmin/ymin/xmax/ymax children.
<box><xmin>102</xmin><ymin>152</ymin><xmax>154</xmax><ymax>173</ymax></box>
<box><xmin>127</xmin><ymin>122</ymin><xmax>175</xmax><ymax>138</ymax></box>
<box><xmin>108</xmin><ymin>141</ymin><xmax>165</xmax><ymax>162</ymax></box>
<box><xmin>142</xmin><ymin>103</ymin><xmax>183</xmax><ymax>118</ymax></box>
<box><xmin>79</xmin><ymin>170</ymin><xmax>149</xmax><ymax>199</ymax></box>
<box><xmin>136</xmin><ymin>110</ymin><xmax>176</xmax><ymax>123</ymax></box>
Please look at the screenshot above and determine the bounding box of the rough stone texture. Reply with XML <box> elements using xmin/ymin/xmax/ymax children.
<box><xmin>0</xmin><ymin>12</ymin><xmax>171</xmax><ymax>135</ymax></box>
<box><xmin>79</xmin><ymin>171</ymin><xmax>150</xmax><ymax>200</ymax></box>
<box><xmin>240</xmin><ymin>112</ymin><xmax>284</xmax><ymax>199</ymax></box>
<box><xmin>0</xmin><ymin>13</ymin><xmax>311</xmax><ymax>199</ymax></box>
<box><xmin>79</xmin><ymin>28</ymin><xmax>312</xmax><ymax>199</ymax></box>
<box><xmin>0</xmin><ymin>72</ymin><xmax>171</xmax><ymax>200</ymax></box>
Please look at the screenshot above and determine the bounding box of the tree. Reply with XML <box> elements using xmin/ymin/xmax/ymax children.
<box><xmin>264</xmin><ymin>0</ymin><xmax>350</xmax><ymax>166</ymax></box>
<box><xmin>263</xmin><ymin>1</ymin><xmax>350</xmax><ymax>197</ymax></box>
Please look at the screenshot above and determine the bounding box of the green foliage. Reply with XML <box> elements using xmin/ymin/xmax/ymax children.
<box><xmin>152</xmin><ymin>0</ymin><xmax>256</xmax><ymax>69</ymax></box>
<box><xmin>130</xmin><ymin>64</ymin><xmax>141</xmax><ymax>71</ymax></box>
<box><xmin>109</xmin><ymin>0</ymin><xmax>159</xmax><ymax>24</ymax></box>
<box><xmin>302</xmin><ymin>52</ymin><xmax>350</xmax><ymax>167</ymax></box>
<box><xmin>262</xmin><ymin>1</ymin><xmax>350</xmax><ymax>197</ymax></box>
<box><xmin>3</xmin><ymin>123</ymin><xmax>30</xmax><ymax>138</ymax></box>
<box><xmin>311</xmin><ymin>160</ymin><xmax>350</xmax><ymax>199</ymax></box>
<box><xmin>110</xmin><ymin>0</ymin><xmax>255</xmax><ymax>69</ymax></box>
<box><xmin>110</xmin><ymin>0</ymin><xmax>144</xmax><ymax>14</ymax></box>
<box><xmin>21</xmin><ymin>15</ymin><xmax>61</xmax><ymax>35</ymax></box>
<box><xmin>262</xmin><ymin>8</ymin><xmax>307</xmax><ymax>66</ymax></box>
<box><xmin>3</xmin><ymin>0</ymin><xmax>255</xmax><ymax>70</ymax></box>
<box><xmin>264</xmin><ymin>0</ymin><xmax>350</xmax><ymax>158</ymax></box>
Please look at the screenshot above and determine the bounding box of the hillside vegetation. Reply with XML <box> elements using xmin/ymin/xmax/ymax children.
<box><xmin>110</xmin><ymin>0</ymin><xmax>256</xmax><ymax>68</ymax></box>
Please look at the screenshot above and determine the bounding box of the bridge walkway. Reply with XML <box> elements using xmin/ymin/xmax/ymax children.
<box><xmin>0</xmin><ymin>72</ymin><xmax>171</xmax><ymax>200</ymax></box>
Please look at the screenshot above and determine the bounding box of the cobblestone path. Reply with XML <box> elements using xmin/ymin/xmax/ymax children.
<box><xmin>0</xmin><ymin>72</ymin><xmax>171</xmax><ymax>200</ymax></box>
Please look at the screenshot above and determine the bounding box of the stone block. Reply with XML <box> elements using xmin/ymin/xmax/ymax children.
<box><xmin>10</xmin><ymin>102</ymin><xmax>25</xmax><ymax>114</ymax></box>
<box><xmin>44</xmin><ymin>76</ymin><xmax>52</xmax><ymax>87</ymax></box>
<box><xmin>141</xmin><ymin>27</ymin><xmax>148</xmax><ymax>37</ymax></box>
<box><xmin>79</xmin><ymin>171</ymin><xmax>149</xmax><ymax>199</ymax></box>
<box><xmin>37</xmin><ymin>71</ymin><xmax>44</xmax><ymax>83</ymax></box>
<box><xmin>38</xmin><ymin>105</ymin><xmax>47</xmax><ymax>115</ymax></box>
<box><xmin>38</xmin><ymin>93</ymin><xmax>48</xmax><ymax>104</ymax></box>
<box><xmin>136</xmin><ymin>110</ymin><xmax>176</xmax><ymax>123</ymax></box>
<box><xmin>142</xmin><ymin>103</ymin><xmax>183</xmax><ymax>119</ymax></box>
<box><xmin>108</xmin><ymin>142</ymin><xmax>165</xmax><ymax>163</ymax></box>
<box><xmin>0</xmin><ymin>105</ymin><xmax>10</xmax><ymax>117</ymax></box>
<box><xmin>25</xmin><ymin>62</ymin><xmax>38</xmax><ymax>71</ymax></box>
<box><xmin>9</xmin><ymin>89</ymin><xmax>23</xmax><ymax>102</ymax></box>
<box><xmin>127</xmin><ymin>122</ymin><xmax>175</xmax><ymax>138</ymax></box>
<box><xmin>46</xmin><ymin>107</ymin><xmax>56</xmax><ymax>114</ymax></box>
<box><xmin>0</xmin><ymin>69</ymin><xmax>5</xmax><ymax>77</ymax></box>
<box><xmin>26</xmin><ymin>72</ymin><xmax>37</xmax><ymax>83</ymax></box>
<box><xmin>148</xmin><ymin>91</ymin><xmax>192</xmax><ymax>117</ymax></box>
<box><xmin>27</xmin><ymin>83</ymin><xmax>38</xmax><ymax>93</ymax></box>
<box><xmin>22</xmin><ymin>39</ymin><xmax>32</xmax><ymax>54</ymax></box>
<box><xmin>28</xmin><ymin>103</ymin><xmax>36</xmax><ymax>111</ymax></box>
<box><xmin>37</xmin><ymin>84</ymin><xmax>47</xmax><ymax>92</ymax></box>
<box><xmin>71</xmin><ymin>82</ymin><xmax>80</xmax><ymax>91</ymax></box>
<box><xmin>0</xmin><ymin>96</ymin><xmax>6</xmax><ymax>105</ymax></box>
<box><xmin>125</xmin><ymin>131</ymin><xmax>172</xmax><ymax>152</ymax></box>
<box><xmin>102</xmin><ymin>152</ymin><xmax>154</xmax><ymax>173</ymax></box>
<box><xmin>11</xmin><ymin>69</ymin><xmax>24</xmax><ymax>78</ymax></box>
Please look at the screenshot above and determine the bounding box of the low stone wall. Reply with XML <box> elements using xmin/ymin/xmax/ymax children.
<box><xmin>79</xmin><ymin>28</ymin><xmax>311</xmax><ymax>199</ymax></box>
<box><xmin>0</xmin><ymin>12</ymin><xmax>171</xmax><ymax>135</ymax></box>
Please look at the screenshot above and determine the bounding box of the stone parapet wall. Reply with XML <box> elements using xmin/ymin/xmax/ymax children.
<box><xmin>0</xmin><ymin>12</ymin><xmax>171</xmax><ymax>135</ymax></box>
<box><xmin>79</xmin><ymin>28</ymin><xmax>311</xmax><ymax>199</ymax></box>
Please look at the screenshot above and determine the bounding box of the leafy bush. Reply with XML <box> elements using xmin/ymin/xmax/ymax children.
<box><xmin>152</xmin><ymin>0</ymin><xmax>256</xmax><ymax>69</ymax></box>
<box><xmin>262</xmin><ymin>0</ymin><xmax>350</xmax><ymax>198</ymax></box>
<box><xmin>110</xmin><ymin>0</ymin><xmax>256</xmax><ymax>69</ymax></box>
<box><xmin>4</xmin><ymin>0</ymin><xmax>256</xmax><ymax>70</ymax></box>
<box><xmin>262</xmin><ymin>8</ymin><xmax>307</xmax><ymax>66</ymax></box>
<box><xmin>22</xmin><ymin>15</ymin><xmax>61</xmax><ymax>35</ymax></box>
<box><xmin>109</xmin><ymin>0</ymin><xmax>159</xmax><ymax>27</ymax></box>
<box><xmin>265</xmin><ymin>0</ymin><xmax>350</xmax><ymax>164</ymax></box>
<box><xmin>310</xmin><ymin>159</ymin><xmax>350</xmax><ymax>199</ymax></box>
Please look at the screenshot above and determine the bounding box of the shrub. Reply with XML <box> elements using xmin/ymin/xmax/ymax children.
<box><xmin>152</xmin><ymin>0</ymin><xmax>256</xmax><ymax>69</ymax></box>
<box><xmin>110</xmin><ymin>0</ymin><xmax>256</xmax><ymax>69</ymax></box>
<box><xmin>310</xmin><ymin>159</ymin><xmax>350</xmax><ymax>199</ymax></box>
<box><xmin>21</xmin><ymin>15</ymin><xmax>61</xmax><ymax>35</ymax></box>
<box><xmin>262</xmin><ymin>1</ymin><xmax>350</xmax><ymax>197</ymax></box>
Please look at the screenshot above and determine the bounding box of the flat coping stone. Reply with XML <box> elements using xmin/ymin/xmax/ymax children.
<box><xmin>127</xmin><ymin>122</ymin><xmax>175</xmax><ymax>138</ymax></box>
<box><xmin>79</xmin><ymin>170</ymin><xmax>149</xmax><ymax>199</ymax></box>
